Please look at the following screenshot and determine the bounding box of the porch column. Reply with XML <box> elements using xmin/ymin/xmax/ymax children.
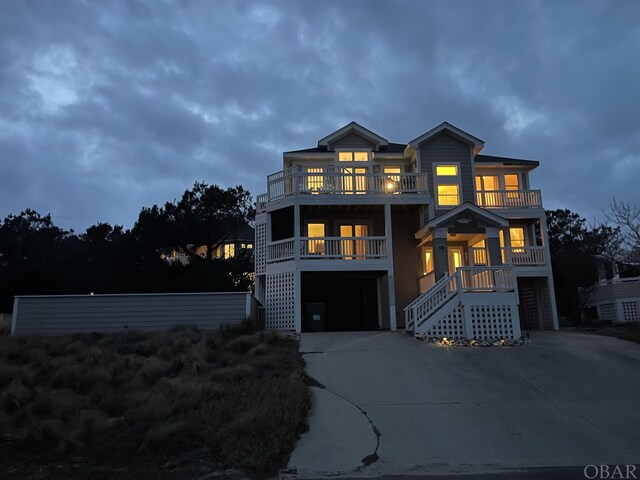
<box><xmin>539</xmin><ymin>215</ymin><xmax>560</xmax><ymax>329</ymax></box>
<box><xmin>293</xmin><ymin>204</ymin><xmax>302</xmax><ymax>332</ymax></box>
<box><xmin>294</xmin><ymin>203</ymin><xmax>300</xmax><ymax>261</ymax></box>
<box><xmin>486</xmin><ymin>227</ymin><xmax>502</xmax><ymax>266</ymax></box>
<box><xmin>433</xmin><ymin>227</ymin><xmax>448</xmax><ymax>280</ymax></box>
<box><xmin>384</xmin><ymin>203</ymin><xmax>397</xmax><ymax>331</ymax></box>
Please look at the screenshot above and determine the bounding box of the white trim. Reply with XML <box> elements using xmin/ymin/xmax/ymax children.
<box><xmin>418</xmin><ymin>203</ymin><xmax>510</xmax><ymax>237</ymax></box>
<box><xmin>318</xmin><ymin>122</ymin><xmax>388</xmax><ymax>148</ymax></box>
<box><xmin>433</xmin><ymin>162</ymin><xmax>462</xmax><ymax>209</ymax></box>
<box><xmin>408</xmin><ymin>122</ymin><xmax>484</xmax><ymax>154</ymax></box>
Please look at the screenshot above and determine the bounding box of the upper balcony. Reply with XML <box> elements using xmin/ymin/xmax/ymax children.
<box><xmin>257</xmin><ymin>168</ymin><xmax>428</xmax><ymax>212</ymax></box>
<box><xmin>475</xmin><ymin>190</ymin><xmax>542</xmax><ymax>209</ymax></box>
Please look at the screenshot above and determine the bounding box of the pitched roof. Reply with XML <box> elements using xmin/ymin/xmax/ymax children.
<box><xmin>317</xmin><ymin>121</ymin><xmax>388</xmax><ymax>148</ymax></box>
<box><xmin>407</xmin><ymin>122</ymin><xmax>485</xmax><ymax>154</ymax></box>
<box><xmin>285</xmin><ymin>142</ymin><xmax>408</xmax><ymax>155</ymax></box>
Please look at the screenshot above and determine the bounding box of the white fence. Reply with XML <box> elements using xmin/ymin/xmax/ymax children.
<box><xmin>11</xmin><ymin>292</ymin><xmax>260</xmax><ymax>336</ymax></box>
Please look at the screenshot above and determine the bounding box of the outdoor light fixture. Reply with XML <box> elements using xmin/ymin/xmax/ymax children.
<box><xmin>386</xmin><ymin>180</ymin><xmax>395</xmax><ymax>191</ymax></box>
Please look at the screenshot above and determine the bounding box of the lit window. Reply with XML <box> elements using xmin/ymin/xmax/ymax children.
<box><xmin>384</xmin><ymin>166</ymin><xmax>402</xmax><ymax>193</ymax></box>
<box><xmin>338</xmin><ymin>151</ymin><xmax>369</xmax><ymax>162</ymax></box>
<box><xmin>306</xmin><ymin>167</ymin><xmax>324</xmax><ymax>192</ymax></box>
<box><xmin>505</xmin><ymin>174</ymin><xmax>519</xmax><ymax>190</ymax></box>
<box><xmin>424</xmin><ymin>250</ymin><xmax>434</xmax><ymax>273</ymax></box>
<box><xmin>223</xmin><ymin>244</ymin><xmax>235</xmax><ymax>258</ymax></box>
<box><xmin>436</xmin><ymin>165</ymin><xmax>458</xmax><ymax>176</ymax></box>
<box><xmin>476</xmin><ymin>175</ymin><xmax>499</xmax><ymax>206</ymax></box>
<box><xmin>339</xmin><ymin>224</ymin><xmax>368</xmax><ymax>259</ymax></box>
<box><xmin>435</xmin><ymin>164</ymin><xmax>461</xmax><ymax>207</ymax></box>
<box><xmin>505</xmin><ymin>174</ymin><xmax>520</xmax><ymax>200</ymax></box>
<box><xmin>437</xmin><ymin>185</ymin><xmax>460</xmax><ymax>206</ymax></box>
<box><xmin>341</xmin><ymin>167</ymin><xmax>368</xmax><ymax>194</ymax></box>
<box><xmin>307</xmin><ymin>223</ymin><xmax>325</xmax><ymax>254</ymax></box>
<box><xmin>509</xmin><ymin>227</ymin><xmax>526</xmax><ymax>248</ymax></box>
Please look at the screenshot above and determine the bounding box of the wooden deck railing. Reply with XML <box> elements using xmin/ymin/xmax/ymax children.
<box><xmin>265</xmin><ymin>169</ymin><xmax>428</xmax><ymax>200</ymax></box>
<box><xmin>266</xmin><ymin>237</ymin><xmax>387</xmax><ymax>263</ymax></box>
<box><xmin>476</xmin><ymin>190</ymin><xmax>542</xmax><ymax>208</ymax></box>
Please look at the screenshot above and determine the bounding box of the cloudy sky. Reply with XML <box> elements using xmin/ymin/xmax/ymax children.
<box><xmin>1</xmin><ymin>0</ymin><xmax>639</xmax><ymax>232</ymax></box>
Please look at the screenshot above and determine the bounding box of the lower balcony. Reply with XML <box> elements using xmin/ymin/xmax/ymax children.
<box><xmin>267</xmin><ymin>237</ymin><xmax>387</xmax><ymax>263</ymax></box>
<box><xmin>468</xmin><ymin>246</ymin><xmax>547</xmax><ymax>266</ymax></box>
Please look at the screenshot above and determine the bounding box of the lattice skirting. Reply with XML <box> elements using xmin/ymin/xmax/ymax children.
<box><xmin>265</xmin><ymin>271</ymin><xmax>296</xmax><ymax>330</ymax></box>
<box><xmin>422</xmin><ymin>299</ymin><xmax>520</xmax><ymax>340</ymax></box>
<box><xmin>424</xmin><ymin>307</ymin><xmax>464</xmax><ymax>338</ymax></box>
<box><xmin>254</xmin><ymin>221</ymin><xmax>267</xmax><ymax>275</ymax></box>
<box><xmin>622</xmin><ymin>300</ymin><xmax>639</xmax><ymax>322</ymax></box>
<box><xmin>469</xmin><ymin>304</ymin><xmax>517</xmax><ymax>339</ymax></box>
<box><xmin>597</xmin><ymin>300</ymin><xmax>640</xmax><ymax>323</ymax></box>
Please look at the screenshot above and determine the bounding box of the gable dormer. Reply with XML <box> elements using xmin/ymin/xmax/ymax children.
<box><xmin>406</xmin><ymin>122</ymin><xmax>484</xmax><ymax>214</ymax></box>
<box><xmin>318</xmin><ymin>121</ymin><xmax>389</xmax><ymax>152</ymax></box>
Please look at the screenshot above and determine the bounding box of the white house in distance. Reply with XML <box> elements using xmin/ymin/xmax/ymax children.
<box><xmin>253</xmin><ymin>122</ymin><xmax>558</xmax><ymax>339</ymax></box>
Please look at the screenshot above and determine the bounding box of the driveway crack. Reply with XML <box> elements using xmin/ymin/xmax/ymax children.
<box><xmin>309</xmin><ymin>376</ymin><xmax>381</xmax><ymax>469</ymax></box>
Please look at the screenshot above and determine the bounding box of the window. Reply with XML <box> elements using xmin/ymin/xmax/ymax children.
<box><xmin>424</xmin><ymin>249</ymin><xmax>434</xmax><ymax>273</ymax></box>
<box><xmin>505</xmin><ymin>173</ymin><xmax>520</xmax><ymax>201</ymax></box>
<box><xmin>470</xmin><ymin>239</ymin><xmax>487</xmax><ymax>265</ymax></box>
<box><xmin>223</xmin><ymin>244</ymin><xmax>235</xmax><ymax>258</ymax></box>
<box><xmin>437</xmin><ymin>185</ymin><xmax>460</xmax><ymax>206</ymax></box>
<box><xmin>509</xmin><ymin>227</ymin><xmax>526</xmax><ymax>253</ymax></box>
<box><xmin>341</xmin><ymin>167</ymin><xmax>368</xmax><ymax>194</ymax></box>
<box><xmin>307</xmin><ymin>223</ymin><xmax>325</xmax><ymax>254</ymax></box>
<box><xmin>475</xmin><ymin>175</ymin><xmax>499</xmax><ymax>206</ymax></box>
<box><xmin>306</xmin><ymin>167</ymin><xmax>324</xmax><ymax>192</ymax></box>
<box><xmin>384</xmin><ymin>166</ymin><xmax>402</xmax><ymax>193</ymax></box>
<box><xmin>436</xmin><ymin>165</ymin><xmax>458</xmax><ymax>176</ymax></box>
<box><xmin>505</xmin><ymin>174</ymin><xmax>520</xmax><ymax>191</ymax></box>
<box><xmin>339</xmin><ymin>224</ymin><xmax>368</xmax><ymax>259</ymax></box>
<box><xmin>338</xmin><ymin>151</ymin><xmax>368</xmax><ymax>162</ymax></box>
<box><xmin>435</xmin><ymin>164</ymin><xmax>461</xmax><ymax>207</ymax></box>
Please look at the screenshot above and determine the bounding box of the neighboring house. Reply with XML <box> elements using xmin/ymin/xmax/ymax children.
<box><xmin>162</xmin><ymin>224</ymin><xmax>255</xmax><ymax>264</ymax></box>
<box><xmin>584</xmin><ymin>256</ymin><xmax>640</xmax><ymax>323</ymax></box>
<box><xmin>254</xmin><ymin>121</ymin><xmax>558</xmax><ymax>339</ymax></box>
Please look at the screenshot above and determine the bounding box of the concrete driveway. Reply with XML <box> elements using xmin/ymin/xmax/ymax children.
<box><xmin>286</xmin><ymin>331</ymin><xmax>640</xmax><ymax>477</ymax></box>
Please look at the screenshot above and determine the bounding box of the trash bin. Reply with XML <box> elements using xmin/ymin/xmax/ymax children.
<box><xmin>306</xmin><ymin>303</ymin><xmax>326</xmax><ymax>332</ymax></box>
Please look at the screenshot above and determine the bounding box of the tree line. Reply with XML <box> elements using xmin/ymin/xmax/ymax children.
<box><xmin>547</xmin><ymin>199</ymin><xmax>640</xmax><ymax>325</ymax></box>
<box><xmin>0</xmin><ymin>183</ymin><xmax>255</xmax><ymax>313</ymax></box>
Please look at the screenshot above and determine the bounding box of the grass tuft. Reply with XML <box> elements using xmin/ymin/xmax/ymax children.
<box><xmin>0</xmin><ymin>325</ymin><xmax>310</xmax><ymax>479</ymax></box>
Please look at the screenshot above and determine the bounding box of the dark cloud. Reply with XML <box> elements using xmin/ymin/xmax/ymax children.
<box><xmin>1</xmin><ymin>0</ymin><xmax>639</xmax><ymax>230</ymax></box>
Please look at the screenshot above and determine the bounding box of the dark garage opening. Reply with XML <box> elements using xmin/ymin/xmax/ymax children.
<box><xmin>301</xmin><ymin>271</ymin><xmax>381</xmax><ymax>332</ymax></box>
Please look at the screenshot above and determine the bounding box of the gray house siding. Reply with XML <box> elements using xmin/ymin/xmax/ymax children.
<box><xmin>329</xmin><ymin>132</ymin><xmax>376</xmax><ymax>150</ymax></box>
<box><xmin>419</xmin><ymin>133</ymin><xmax>474</xmax><ymax>216</ymax></box>
<box><xmin>391</xmin><ymin>206</ymin><xmax>421</xmax><ymax>326</ymax></box>
<box><xmin>12</xmin><ymin>292</ymin><xmax>258</xmax><ymax>336</ymax></box>
<box><xmin>589</xmin><ymin>281</ymin><xmax>640</xmax><ymax>303</ymax></box>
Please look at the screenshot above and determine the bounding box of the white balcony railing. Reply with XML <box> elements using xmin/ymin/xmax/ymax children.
<box><xmin>457</xmin><ymin>266</ymin><xmax>516</xmax><ymax>292</ymax></box>
<box><xmin>266</xmin><ymin>169</ymin><xmax>428</xmax><ymax>200</ymax></box>
<box><xmin>266</xmin><ymin>236</ymin><xmax>387</xmax><ymax>263</ymax></box>
<box><xmin>256</xmin><ymin>193</ymin><xmax>268</xmax><ymax>213</ymax></box>
<box><xmin>267</xmin><ymin>238</ymin><xmax>296</xmax><ymax>263</ymax></box>
<box><xmin>476</xmin><ymin>190</ymin><xmax>542</xmax><ymax>208</ymax></box>
<box><xmin>502</xmin><ymin>246</ymin><xmax>546</xmax><ymax>265</ymax></box>
<box><xmin>418</xmin><ymin>271</ymin><xmax>436</xmax><ymax>294</ymax></box>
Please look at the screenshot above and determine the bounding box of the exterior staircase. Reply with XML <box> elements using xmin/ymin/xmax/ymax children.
<box><xmin>404</xmin><ymin>267</ymin><xmax>522</xmax><ymax>340</ymax></box>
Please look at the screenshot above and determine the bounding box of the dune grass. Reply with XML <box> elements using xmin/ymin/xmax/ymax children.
<box><xmin>0</xmin><ymin>321</ymin><xmax>310</xmax><ymax>479</ymax></box>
